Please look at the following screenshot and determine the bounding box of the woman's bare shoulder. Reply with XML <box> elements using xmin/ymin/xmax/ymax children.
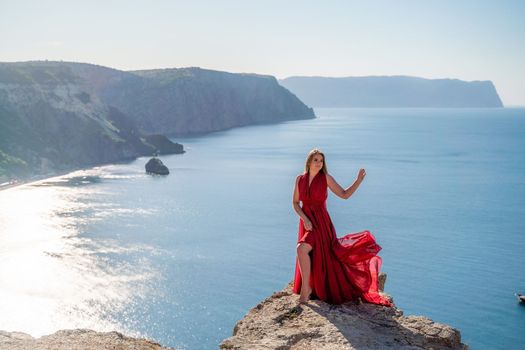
<box><xmin>325</xmin><ymin>173</ymin><xmax>336</xmax><ymax>183</ymax></box>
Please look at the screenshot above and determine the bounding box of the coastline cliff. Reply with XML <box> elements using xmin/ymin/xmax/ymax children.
<box><xmin>0</xmin><ymin>61</ymin><xmax>314</xmax><ymax>182</ymax></box>
<box><xmin>92</xmin><ymin>66</ymin><xmax>315</xmax><ymax>136</ymax></box>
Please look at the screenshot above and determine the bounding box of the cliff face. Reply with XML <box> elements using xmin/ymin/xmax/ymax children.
<box><xmin>280</xmin><ymin>76</ymin><xmax>503</xmax><ymax>108</ymax></box>
<box><xmin>79</xmin><ymin>66</ymin><xmax>315</xmax><ymax>135</ymax></box>
<box><xmin>221</xmin><ymin>278</ymin><xmax>468</xmax><ymax>350</ymax></box>
<box><xmin>0</xmin><ymin>61</ymin><xmax>312</xmax><ymax>180</ymax></box>
<box><xmin>0</xmin><ymin>63</ymin><xmax>163</xmax><ymax>180</ymax></box>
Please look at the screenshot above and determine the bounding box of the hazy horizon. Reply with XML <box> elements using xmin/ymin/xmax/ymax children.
<box><xmin>1</xmin><ymin>0</ymin><xmax>524</xmax><ymax>105</ymax></box>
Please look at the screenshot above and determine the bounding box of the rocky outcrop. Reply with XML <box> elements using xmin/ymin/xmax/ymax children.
<box><xmin>221</xmin><ymin>278</ymin><xmax>468</xmax><ymax>349</ymax></box>
<box><xmin>145</xmin><ymin>157</ymin><xmax>169</xmax><ymax>175</ymax></box>
<box><xmin>280</xmin><ymin>75</ymin><xmax>503</xmax><ymax>107</ymax></box>
<box><xmin>0</xmin><ymin>329</ymin><xmax>174</xmax><ymax>350</ymax></box>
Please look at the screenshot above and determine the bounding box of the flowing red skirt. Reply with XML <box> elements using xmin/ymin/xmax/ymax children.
<box><xmin>293</xmin><ymin>206</ymin><xmax>391</xmax><ymax>306</ymax></box>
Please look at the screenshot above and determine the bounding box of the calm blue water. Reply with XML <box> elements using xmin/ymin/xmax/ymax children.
<box><xmin>1</xmin><ymin>108</ymin><xmax>524</xmax><ymax>349</ymax></box>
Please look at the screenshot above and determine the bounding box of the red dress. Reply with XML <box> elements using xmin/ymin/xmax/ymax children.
<box><xmin>293</xmin><ymin>171</ymin><xmax>392</xmax><ymax>306</ymax></box>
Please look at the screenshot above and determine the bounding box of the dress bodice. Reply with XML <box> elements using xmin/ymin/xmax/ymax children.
<box><xmin>298</xmin><ymin>171</ymin><xmax>327</xmax><ymax>207</ymax></box>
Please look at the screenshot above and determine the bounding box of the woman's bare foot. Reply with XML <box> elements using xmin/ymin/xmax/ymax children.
<box><xmin>298</xmin><ymin>286</ymin><xmax>312</xmax><ymax>304</ymax></box>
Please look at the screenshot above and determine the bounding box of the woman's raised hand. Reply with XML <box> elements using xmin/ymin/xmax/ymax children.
<box><xmin>357</xmin><ymin>168</ymin><xmax>366</xmax><ymax>182</ymax></box>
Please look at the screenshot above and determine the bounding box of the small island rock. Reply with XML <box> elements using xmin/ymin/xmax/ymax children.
<box><xmin>145</xmin><ymin>158</ymin><xmax>169</xmax><ymax>175</ymax></box>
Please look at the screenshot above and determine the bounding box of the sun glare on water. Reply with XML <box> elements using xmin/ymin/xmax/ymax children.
<box><xmin>0</xmin><ymin>171</ymin><xmax>158</xmax><ymax>337</ymax></box>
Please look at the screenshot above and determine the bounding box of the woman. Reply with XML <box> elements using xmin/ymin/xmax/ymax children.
<box><xmin>293</xmin><ymin>148</ymin><xmax>391</xmax><ymax>306</ymax></box>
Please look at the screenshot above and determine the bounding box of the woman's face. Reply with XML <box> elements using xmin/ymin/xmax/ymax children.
<box><xmin>310</xmin><ymin>154</ymin><xmax>324</xmax><ymax>172</ymax></box>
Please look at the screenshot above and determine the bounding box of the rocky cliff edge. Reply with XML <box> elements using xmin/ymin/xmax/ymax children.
<box><xmin>221</xmin><ymin>276</ymin><xmax>468</xmax><ymax>350</ymax></box>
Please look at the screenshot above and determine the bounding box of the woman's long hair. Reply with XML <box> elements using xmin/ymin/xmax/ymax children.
<box><xmin>304</xmin><ymin>148</ymin><xmax>328</xmax><ymax>174</ymax></box>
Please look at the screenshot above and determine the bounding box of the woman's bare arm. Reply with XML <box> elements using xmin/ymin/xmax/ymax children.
<box><xmin>292</xmin><ymin>176</ymin><xmax>313</xmax><ymax>230</ymax></box>
<box><xmin>327</xmin><ymin>169</ymin><xmax>366</xmax><ymax>200</ymax></box>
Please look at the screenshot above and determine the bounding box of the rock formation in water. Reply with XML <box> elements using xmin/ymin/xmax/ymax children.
<box><xmin>145</xmin><ymin>157</ymin><xmax>170</xmax><ymax>175</ymax></box>
<box><xmin>221</xmin><ymin>276</ymin><xmax>468</xmax><ymax>349</ymax></box>
<box><xmin>280</xmin><ymin>75</ymin><xmax>503</xmax><ymax>108</ymax></box>
<box><xmin>0</xmin><ymin>61</ymin><xmax>313</xmax><ymax>181</ymax></box>
<box><xmin>0</xmin><ymin>329</ymin><xmax>174</xmax><ymax>350</ymax></box>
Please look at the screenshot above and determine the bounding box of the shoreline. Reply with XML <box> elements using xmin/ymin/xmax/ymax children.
<box><xmin>0</xmin><ymin>166</ymin><xmax>117</xmax><ymax>193</ymax></box>
<box><xmin>0</xmin><ymin>169</ymin><xmax>85</xmax><ymax>193</ymax></box>
<box><xmin>0</xmin><ymin>175</ymin><xmax>52</xmax><ymax>192</ymax></box>
<box><xmin>0</xmin><ymin>155</ymin><xmax>155</xmax><ymax>193</ymax></box>
<box><xmin>0</xmin><ymin>180</ymin><xmax>25</xmax><ymax>192</ymax></box>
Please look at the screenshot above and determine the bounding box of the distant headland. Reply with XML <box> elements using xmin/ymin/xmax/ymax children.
<box><xmin>280</xmin><ymin>75</ymin><xmax>503</xmax><ymax>108</ymax></box>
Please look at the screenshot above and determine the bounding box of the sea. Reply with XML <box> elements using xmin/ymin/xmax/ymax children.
<box><xmin>1</xmin><ymin>108</ymin><xmax>524</xmax><ymax>349</ymax></box>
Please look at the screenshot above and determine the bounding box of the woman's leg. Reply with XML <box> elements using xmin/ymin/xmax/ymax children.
<box><xmin>296</xmin><ymin>242</ymin><xmax>313</xmax><ymax>302</ymax></box>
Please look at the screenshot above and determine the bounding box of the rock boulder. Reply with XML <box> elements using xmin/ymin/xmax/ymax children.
<box><xmin>145</xmin><ymin>157</ymin><xmax>169</xmax><ymax>175</ymax></box>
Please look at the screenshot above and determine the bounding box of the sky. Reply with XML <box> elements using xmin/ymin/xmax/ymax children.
<box><xmin>1</xmin><ymin>0</ymin><xmax>524</xmax><ymax>105</ymax></box>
